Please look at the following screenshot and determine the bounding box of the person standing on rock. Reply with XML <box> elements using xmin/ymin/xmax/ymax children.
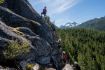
<box><xmin>41</xmin><ymin>6</ymin><xmax>47</xmax><ymax>17</ymax></box>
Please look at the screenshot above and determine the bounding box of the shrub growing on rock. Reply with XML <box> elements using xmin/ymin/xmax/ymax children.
<box><xmin>3</xmin><ymin>40</ymin><xmax>30</xmax><ymax>59</ymax></box>
<box><xmin>26</xmin><ymin>63</ymin><xmax>35</xmax><ymax>70</ymax></box>
<box><xmin>0</xmin><ymin>0</ymin><xmax>4</xmax><ymax>4</ymax></box>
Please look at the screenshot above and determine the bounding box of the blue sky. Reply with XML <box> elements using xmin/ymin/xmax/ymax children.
<box><xmin>29</xmin><ymin>0</ymin><xmax>105</xmax><ymax>27</ymax></box>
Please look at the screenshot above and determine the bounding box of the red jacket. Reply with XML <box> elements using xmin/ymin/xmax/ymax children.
<box><xmin>63</xmin><ymin>53</ymin><xmax>69</xmax><ymax>61</ymax></box>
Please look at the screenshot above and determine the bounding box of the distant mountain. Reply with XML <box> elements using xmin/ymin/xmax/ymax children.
<box><xmin>77</xmin><ymin>16</ymin><xmax>105</xmax><ymax>30</ymax></box>
<box><xmin>61</xmin><ymin>16</ymin><xmax>105</xmax><ymax>30</ymax></box>
<box><xmin>60</xmin><ymin>22</ymin><xmax>78</xmax><ymax>29</ymax></box>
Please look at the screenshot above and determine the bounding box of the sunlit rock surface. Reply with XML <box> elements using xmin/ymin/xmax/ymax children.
<box><xmin>0</xmin><ymin>0</ymin><xmax>62</xmax><ymax>70</ymax></box>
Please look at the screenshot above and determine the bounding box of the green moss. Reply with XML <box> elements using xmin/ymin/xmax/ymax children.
<box><xmin>26</xmin><ymin>63</ymin><xmax>45</xmax><ymax>70</ymax></box>
<box><xmin>26</xmin><ymin>64</ymin><xmax>34</xmax><ymax>70</ymax></box>
<box><xmin>0</xmin><ymin>0</ymin><xmax>4</xmax><ymax>4</ymax></box>
<box><xmin>3</xmin><ymin>40</ymin><xmax>30</xmax><ymax>59</ymax></box>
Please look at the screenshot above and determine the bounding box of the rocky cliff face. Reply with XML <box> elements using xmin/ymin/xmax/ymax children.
<box><xmin>0</xmin><ymin>0</ymin><xmax>62</xmax><ymax>70</ymax></box>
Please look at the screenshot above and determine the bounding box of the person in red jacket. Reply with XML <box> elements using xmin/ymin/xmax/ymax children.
<box><xmin>41</xmin><ymin>6</ymin><xmax>47</xmax><ymax>17</ymax></box>
<box><xmin>62</xmin><ymin>51</ymin><xmax>70</xmax><ymax>64</ymax></box>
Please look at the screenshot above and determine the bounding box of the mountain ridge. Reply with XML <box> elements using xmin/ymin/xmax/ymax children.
<box><xmin>60</xmin><ymin>16</ymin><xmax>105</xmax><ymax>30</ymax></box>
<box><xmin>77</xmin><ymin>16</ymin><xmax>105</xmax><ymax>30</ymax></box>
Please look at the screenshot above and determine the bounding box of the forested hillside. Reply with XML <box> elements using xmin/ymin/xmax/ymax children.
<box><xmin>77</xmin><ymin>17</ymin><xmax>105</xmax><ymax>31</ymax></box>
<box><xmin>57</xmin><ymin>28</ymin><xmax>105</xmax><ymax>70</ymax></box>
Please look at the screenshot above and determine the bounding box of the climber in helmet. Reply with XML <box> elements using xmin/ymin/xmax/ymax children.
<box><xmin>41</xmin><ymin>6</ymin><xmax>47</xmax><ymax>17</ymax></box>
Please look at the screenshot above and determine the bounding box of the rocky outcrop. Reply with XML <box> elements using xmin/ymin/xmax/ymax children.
<box><xmin>62</xmin><ymin>64</ymin><xmax>73</xmax><ymax>70</ymax></box>
<box><xmin>0</xmin><ymin>0</ymin><xmax>62</xmax><ymax>70</ymax></box>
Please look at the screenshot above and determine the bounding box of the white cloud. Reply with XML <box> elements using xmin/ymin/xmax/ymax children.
<box><xmin>45</xmin><ymin>0</ymin><xmax>79</xmax><ymax>16</ymax></box>
<box><xmin>29</xmin><ymin>0</ymin><xmax>80</xmax><ymax>26</ymax></box>
<box><xmin>29</xmin><ymin>0</ymin><xmax>79</xmax><ymax>16</ymax></box>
